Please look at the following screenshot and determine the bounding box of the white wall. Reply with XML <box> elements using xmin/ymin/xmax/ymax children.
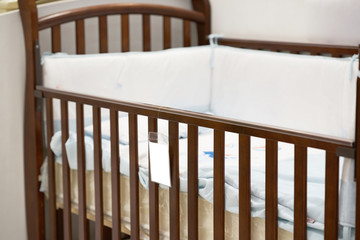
<box><xmin>0</xmin><ymin>11</ymin><xmax>26</xmax><ymax>240</ymax></box>
<box><xmin>210</xmin><ymin>0</ymin><xmax>360</xmax><ymax>45</ymax></box>
<box><xmin>1</xmin><ymin>0</ymin><xmax>360</xmax><ymax>239</ymax></box>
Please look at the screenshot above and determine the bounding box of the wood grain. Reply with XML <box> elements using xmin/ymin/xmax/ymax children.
<box><xmin>129</xmin><ymin>113</ymin><xmax>140</xmax><ymax>239</ymax></box>
<box><xmin>93</xmin><ymin>107</ymin><xmax>104</xmax><ymax>240</ymax></box>
<box><xmin>163</xmin><ymin>16</ymin><xmax>171</xmax><ymax>49</ymax></box>
<box><xmin>239</xmin><ymin>134</ymin><xmax>251</xmax><ymax>240</ymax></box>
<box><xmin>143</xmin><ymin>14</ymin><xmax>151</xmax><ymax>51</ymax></box>
<box><xmin>46</xmin><ymin>98</ymin><xmax>57</xmax><ymax>240</ymax></box>
<box><xmin>169</xmin><ymin>121</ymin><xmax>180</xmax><ymax>240</ymax></box>
<box><xmin>148</xmin><ymin>117</ymin><xmax>159</xmax><ymax>240</ymax></box>
<box><xmin>61</xmin><ymin>100</ymin><xmax>72</xmax><ymax>240</ymax></box>
<box><xmin>75</xmin><ymin>19</ymin><xmax>85</xmax><ymax>54</ymax></box>
<box><xmin>265</xmin><ymin>139</ymin><xmax>278</xmax><ymax>240</ymax></box>
<box><xmin>324</xmin><ymin>152</ymin><xmax>339</xmax><ymax>240</ymax></box>
<box><xmin>214</xmin><ymin>130</ymin><xmax>225</xmax><ymax>240</ymax></box>
<box><xmin>188</xmin><ymin>125</ymin><xmax>199</xmax><ymax>240</ymax></box>
<box><xmin>121</xmin><ymin>14</ymin><xmax>129</xmax><ymax>52</ymax></box>
<box><xmin>110</xmin><ymin>110</ymin><xmax>121</xmax><ymax>240</ymax></box>
<box><xmin>294</xmin><ymin>145</ymin><xmax>307</xmax><ymax>240</ymax></box>
<box><xmin>76</xmin><ymin>103</ymin><xmax>88</xmax><ymax>240</ymax></box>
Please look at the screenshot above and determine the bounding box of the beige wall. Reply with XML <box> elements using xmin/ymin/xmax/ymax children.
<box><xmin>0</xmin><ymin>0</ymin><xmax>360</xmax><ymax>239</ymax></box>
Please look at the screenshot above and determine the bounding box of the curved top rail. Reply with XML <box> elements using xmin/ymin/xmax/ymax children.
<box><xmin>39</xmin><ymin>3</ymin><xmax>206</xmax><ymax>30</ymax></box>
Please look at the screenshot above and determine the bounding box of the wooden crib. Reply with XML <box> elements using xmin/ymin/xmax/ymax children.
<box><xmin>18</xmin><ymin>0</ymin><xmax>360</xmax><ymax>239</ymax></box>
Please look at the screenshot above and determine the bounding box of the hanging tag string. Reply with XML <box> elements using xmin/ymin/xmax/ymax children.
<box><xmin>349</xmin><ymin>54</ymin><xmax>359</xmax><ymax>82</ymax></box>
<box><xmin>208</xmin><ymin>34</ymin><xmax>222</xmax><ymax>112</ymax></box>
<box><xmin>208</xmin><ymin>34</ymin><xmax>222</xmax><ymax>69</ymax></box>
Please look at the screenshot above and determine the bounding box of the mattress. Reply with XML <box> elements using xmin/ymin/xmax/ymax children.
<box><xmin>46</xmin><ymin>162</ymin><xmax>293</xmax><ymax>240</ymax></box>
<box><xmin>42</xmin><ymin>119</ymin><xmax>341</xmax><ymax>239</ymax></box>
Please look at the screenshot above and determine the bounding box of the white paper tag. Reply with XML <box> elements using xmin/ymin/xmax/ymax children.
<box><xmin>149</xmin><ymin>141</ymin><xmax>171</xmax><ymax>187</ymax></box>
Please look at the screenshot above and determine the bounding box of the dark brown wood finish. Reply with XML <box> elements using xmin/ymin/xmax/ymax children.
<box><xmin>163</xmin><ymin>16</ymin><xmax>171</xmax><ymax>49</ymax></box>
<box><xmin>294</xmin><ymin>145</ymin><xmax>307</xmax><ymax>240</ymax></box>
<box><xmin>355</xmin><ymin>45</ymin><xmax>360</xmax><ymax>240</ymax></box>
<box><xmin>324</xmin><ymin>152</ymin><xmax>339</xmax><ymax>240</ymax></box>
<box><xmin>183</xmin><ymin>20</ymin><xmax>191</xmax><ymax>47</ymax></box>
<box><xmin>143</xmin><ymin>14</ymin><xmax>151</xmax><ymax>51</ymax></box>
<box><xmin>19</xmin><ymin>1</ymin><xmax>45</xmax><ymax>239</ymax></box>
<box><xmin>121</xmin><ymin>14</ymin><xmax>130</xmax><ymax>52</ymax></box>
<box><xmin>265</xmin><ymin>139</ymin><xmax>278</xmax><ymax>240</ymax></box>
<box><xmin>129</xmin><ymin>113</ymin><xmax>140</xmax><ymax>239</ymax></box>
<box><xmin>148</xmin><ymin>117</ymin><xmax>160</xmax><ymax>240</ymax></box>
<box><xmin>61</xmin><ymin>100</ymin><xmax>72</xmax><ymax>240</ymax></box>
<box><xmin>38</xmin><ymin>4</ymin><xmax>206</xmax><ymax>30</ymax></box>
<box><xmin>239</xmin><ymin>134</ymin><xmax>251</xmax><ymax>240</ymax></box>
<box><xmin>45</xmin><ymin>98</ymin><xmax>57</xmax><ymax>240</ymax></box>
<box><xmin>191</xmin><ymin>0</ymin><xmax>211</xmax><ymax>45</ymax></box>
<box><xmin>76</xmin><ymin>103</ymin><xmax>88</xmax><ymax>240</ymax></box>
<box><xmin>75</xmin><ymin>19</ymin><xmax>85</xmax><ymax>54</ymax></box>
<box><xmin>93</xmin><ymin>106</ymin><xmax>104</xmax><ymax>240</ymax></box>
<box><xmin>214</xmin><ymin>129</ymin><xmax>225</xmax><ymax>240</ymax></box>
<box><xmin>110</xmin><ymin>110</ymin><xmax>121</xmax><ymax>240</ymax></box>
<box><xmin>51</xmin><ymin>25</ymin><xmax>61</xmax><ymax>52</ymax></box>
<box><xmin>188</xmin><ymin>125</ymin><xmax>199</xmax><ymax>240</ymax></box>
<box><xmin>99</xmin><ymin>16</ymin><xmax>108</xmax><ymax>53</ymax></box>
<box><xmin>218</xmin><ymin>38</ymin><xmax>358</xmax><ymax>56</ymax></box>
<box><xmin>169</xmin><ymin>121</ymin><xmax>180</xmax><ymax>240</ymax></box>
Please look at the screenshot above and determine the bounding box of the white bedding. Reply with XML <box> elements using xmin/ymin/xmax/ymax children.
<box><xmin>48</xmin><ymin>120</ymin><xmax>348</xmax><ymax>239</ymax></box>
<box><xmin>42</xmin><ymin>45</ymin><xmax>359</xmax><ymax>239</ymax></box>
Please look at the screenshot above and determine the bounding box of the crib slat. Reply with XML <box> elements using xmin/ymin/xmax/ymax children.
<box><xmin>169</xmin><ymin>121</ymin><xmax>180</xmax><ymax>240</ymax></box>
<box><xmin>265</xmin><ymin>139</ymin><xmax>278</xmax><ymax>240</ymax></box>
<box><xmin>51</xmin><ymin>25</ymin><xmax>61</xmax><ymax>53</ymax></box>
<box><xmin>76</xmin><ymin>103</ymin><xmax>88</xmax><ymax>240</ymax></box>
<box><xmin>93</xmin><ymin>107</ymin><xmax>104</xmax><ymax>240</ymax></box>
<box><xmin>239</xmin><ymin>134</ymin><xmax>251</xmax><ymax>240</ymax></box>
<box><xmin>121</xmin><ymin>14</ymin><xmax>130</xmax><ymax>52</ymax></box>
<box><xmin>76</xmin><ymin>19</ymin><xmax>85</xmax><ymax>54</ymax></box>
<box><xmin>61</xmin><ymin>100</ymin><xmax>72</xmax><ymax>240</ymax></box>
<box><xmin>324</xmin><ymin>152</ymin><xmax>339</xmax><ymax>240</ymax></box>
<box><xmin>183</xmin><ymin>20</ymin><xmax>191</xmax><ymax>47</ymax></box>
<box><xmin>148</xmin><ymin>117</ymin><xmax>159</xmax><ymax>240</ymax></box>
<box><xmin>99</xmin><ymin>16</ymin><xmax>108</xmax><ymax>53</ymax></box>
<box><xmin>188</xmin><ymin>125</ymin><xmax>198</xmax><ymax>240</ymax></box>
<box><xmin>294</xmin><ymin>145</ymin><xmax>307</xmax><ymax>240</ymax></box>
<box><xmin>163</xmin><ymin>16</ymin><xmax>171</xmax><ymax>49</ymax></box>
<box><xmin>143</xmin><ymin>14</ymin><xmax>151</xmax><ymax>51</ymax></box>
<box><xmin>214</xmin><ymin>130</ymin><xmax>225</xmax><ymax>240</ymax></box>
<box><xmin>45</xmin><ymin>98</ymin><xmax>57</xmax><ymax>240</ymax></box>
<box><xmin>110</xmin><ymin>110</ymin><xmax>121</xmax><ymax>240</ymax></box>
<box><xmin>129</xmin><ymin>113</ymin><xmax>140</xmax><ymax>239</ymax></box>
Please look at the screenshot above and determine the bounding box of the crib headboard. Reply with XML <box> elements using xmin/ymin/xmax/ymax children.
<box><xmin>18</xmin><ymin>0</ymin><xmax>211</xmax><ymax>239</ymax></box>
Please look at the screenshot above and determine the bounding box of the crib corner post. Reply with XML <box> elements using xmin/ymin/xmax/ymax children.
<box><xmin>355</xmin><ymin>44</ymin><xmax>360</xmax><ymax>240</ymax></box>
<box><xmin>18</xmin><ymin>0</ymin><xmax>45</xmax><ymax>240</ymax></box>
<box><xmin>191</xmin><ymin>0</ymin><xmax>211</xmax><ymax>45</ymax></box>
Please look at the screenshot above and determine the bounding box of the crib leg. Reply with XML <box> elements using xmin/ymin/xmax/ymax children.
<box><xmin>104</xmin><ymin>226</ymin><xmax>112</xmax><ymax>239</ymax></box>
<box><xmin>56</xmin><ymin>209</ymin><xmax>64</xmax><ymax>240</ymax></box>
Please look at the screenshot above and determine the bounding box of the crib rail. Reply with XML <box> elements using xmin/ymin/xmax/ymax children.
<box><xmin>219</xmin><ymin>38</ymin><xmax>358</xmax><ymax>57</ymax></box>
<box><xmin>38</xmin><ymin>3</ymin><xmax>208</xmax><ymax>52</ymax></box>
<box><xmin>36</xmin><ymin>86</ymin><xmax>354</xmax><ymax>240</ymax></box>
